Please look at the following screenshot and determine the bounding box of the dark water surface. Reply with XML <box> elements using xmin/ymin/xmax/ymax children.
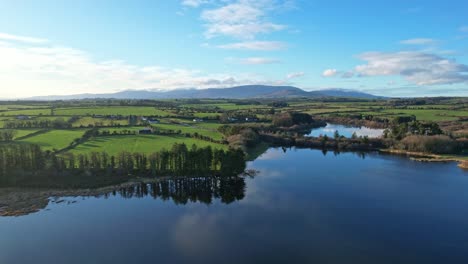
<box><xmin>1</xmin><ymin>148</ymin><xmax>468</xmax><ymax>264</ymax></box>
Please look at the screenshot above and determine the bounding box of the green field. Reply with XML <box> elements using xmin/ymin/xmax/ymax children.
<box><xmin>54</xmin><ymin>106</ymin><xmax>173</xmax><ymax>116</ymax></box>
<box><xmin>379</xmin><ymin>109</ymin><xmax>468</xmax><ymax>121</ymax></box>
<box><xmin>191</xmin><ymin>122</ymin><xmax>224</xmax><ymax>130</ymax></box>
<box><xmin>192</xmin><ymin>112</ymin><xmax>221</xmax><ymax>118</ymax></box>
<box><xmin>18</xmin><ymin>130</ymin><xmax>86</xmax><ymax>151</ymax></box>
<box><xmin>72</xmin><ymin>116</ymin><xmax>130</xmax><ymax>127</ymax></box>
<box><xmin>151</xmin><ymin>123</ymin><xmax>224</xmax><ymax>140</ymax></box>
<box><xmin>13</xmin><ymin>129</ymin><xmax>41</xmax><ymax>139</ymax></box>
<box><xmin>303</xmin><ymin>108</ymin><xmax>362</xmax><ymax>115</ymax></box>
<box><xmin>182</xmin><ymin>103</ymin><xmax>266</xmax><ymax>110</ymax></box>
<box><xmin>0</xmin><ymin>97</ymin><xmax>465</xmax><ymax>157</ymax></box>
<box><xmin>352</xmin><ymin>109</ymin><xmax>468</xmax><ymax>121</ymax></box>
<box><xmin>69</xmin><ymin>134</ymin><xmax>226</xmax><ymax>156</ymax></box>
<box><xmin>0</xmin><ymin>108</ymin><xmax>52</xmax><ymax>116</ymax></box>
<box><xmin>0</xmin><ymin>105</ymin><xmax>48</xmax><ymax>110</ymax></box>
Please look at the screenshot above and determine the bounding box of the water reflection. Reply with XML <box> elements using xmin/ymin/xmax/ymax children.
<box><xmin>0</xmin><ymin>176</ymin><xmax>246</xmax><ymax>217</ymax></box>
<box><xmin>1</xmin><ymin>149</ymin><xmax>467</xmax><ymax>264</ymax></box>
<box><xmin>115</xmin><ymin>177</ymin><xmax>246</xmax><ymax>205</ymax></box>
<box><xmin>258</xmin><ymin>146</ymin><xmax>370</xmax><ymax>161</ymax></box>
<box><xmin>307</xmin><ymin>123</ymin><xmax>384</xmax><ymax>138</ymax></box>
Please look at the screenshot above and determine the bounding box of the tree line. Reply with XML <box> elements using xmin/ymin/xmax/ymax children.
<box><xmin>0</xmin><ymin>130</ymin><xmax>17</xmax><ymax>142</ymax></box>
<box><xmin>0</xmin><ymin>143</ymin><xmax>246</xmax><ymax>178</ymax></box>
<box><xmin>73</xmin><ymin>127</ymin><xmax>227</xmax><ymax>145</ymax></box>
<box><xmin>3</xmin><ymin>118</ymin><xmax>72</xmax><ymax>129</ymax></box>
<box><xmin>384</xmin><ymin>120</ymin><xmax>443</xmax><ymax>140</ymax></box>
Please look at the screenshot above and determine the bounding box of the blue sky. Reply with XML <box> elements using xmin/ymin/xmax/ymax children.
<box><xmin>0</xmin><ymin>0</ymin><xmax>467</xmax><ymax>98</ymax></box>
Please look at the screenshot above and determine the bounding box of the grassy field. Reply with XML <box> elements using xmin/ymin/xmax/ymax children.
<box><xmin>0</xmin><ymin>97</ymin><xmax>465</xmax><ymax>157</ymax></box>
<box><xmin>303</xmin><ymin>108</ymin><xmax>363</xmax><ymax>115</ymax></box>
<box><xmin>72</xmin><ymin>116</ymin><xmax>130</xmax><ymax>127</ymax></box>
<box><xmin>54</xmin><ymin>106</ymin><xmax>173</xmax><ymax>116</ymax></box>
<box><xmin>182</xmin><ymin>103</ymin><xmax>266</xmax><ymax>110</ymax></box>
<box><xmin>69</xmin><ymin>134</ymin><xmax>226</xmax><ymax>156</ymax></box>
<box><xmin>191</xmin><ymin>122</ymin><xmax>224</xmax><ymax>130</ymax></box>
<box><xmin>13</xmin><ymin>129</ymin><xmax>41</xmax><ymax>139</ymax></box>
<box><xmin>192</xmin><ymin>112</ymin><xmax>221</xmax><ymax>118</ymax></box>
<box><xmin>151</xmin><ymin>123</ymin><xmax>224</xmax><ymax>140</ymax></box>
<box><xmin>0</xmin><ymin>108</ymin><xmax>52</xmax><ymax>116</ymax></box>
<box><xmin>351</xmin><ymin>109</ymin><xmax>468</xmax><ymax>121</ymax></box>
<box><xmin>0</xmin><ymin>105</ymin><xmax>49</xmax><ymax>110</ymax></box>
<box><xmin>379</xmin><ymin>109</ymin><xmax>468</xmax><ymax>121</ymax></box>
<box><xmin>18</xmin><ymin>129</ymin><xmax>86</xmax><ymax>151</ymax></box>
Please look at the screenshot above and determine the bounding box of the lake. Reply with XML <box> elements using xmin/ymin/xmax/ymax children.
<box><xmin>308</xmin><ymin>123</ymin><xmax>385</xmax><ymax>138</ymax></box>
<box><xmin>1</xmin><ymin>148</ymin><xmax>468</xmax><ymax>264</ymax></box>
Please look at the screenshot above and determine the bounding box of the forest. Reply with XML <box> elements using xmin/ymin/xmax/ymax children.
<box><xmin>0</xmin><ymin>143</ymin><xmax>246</xmax><ymax>185</ymax></box>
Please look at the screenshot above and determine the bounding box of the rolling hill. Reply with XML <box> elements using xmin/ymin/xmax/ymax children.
<box><xmin>26</xmin><ymin>85</ymin><xmax>383</xmax><ymax>100</ymax></box>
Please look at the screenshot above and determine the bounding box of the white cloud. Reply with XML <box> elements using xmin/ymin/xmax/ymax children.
<box><xmin>0</xmin><ymin>34</ymin><xmax>281</xmax><ymax>98</ymax></box>
<box><xmin>354</xmin><ymin>51</ymin><xmax>468</xmax><ymax>85</ymax></box>
<box><xmin>0</xmin><ymin>32</ymin><xmax>48</xmax><ymax>44</ymax></box>
<box><xmin>460</xmin><ymin>26</ymin><xmax>468</xmax><ymax>32</ymax></box>
<box><xmin>237</xmin><ymin>57</ymin><xmax>280</xmax><ymax>65</ymax></box>
<box><xmin>204</xmin><ymin>23</ymin><xmax>285</xmax><ymax>39</ymax></box>
<box><xmin>172</xmin><ymin>212</ymin><xmax>224</xmax><ymax>256</ymax></box>
<box><xmin>322</xmin><ymin>69</ymin><xmax>338</xmax><ymax>77</ymax></box>
<box><xmin>286</xmin><ymin>71</ymin><xmax>304</xmax><ymax>79</ymax></box>
<box><xmin>181</xmin><ymin>0</ymin><xmax>209</xmax><ymax>7</ymax></box>
<box><xmin>321</xmin><ymin>69</ymin><xmax>354</xmax><ymax>78</ymax></box>
<box><xmin>201</xmin><ymin>1</ymin><xmax>287</xmax><ymax>39</ymax></box>
<box><xmin>341</xmin><ymin>71</ymin><xmax>354</xmax><ymax>78</ymax></box>
<box><xmin>400</xmin><ymin>38</ymin><xmax>437</xmax><ymax>45</ymax></box>
<box><xmin>217</xmin><ymin>41</ymin><xmax>286</xmax><ymax>51</ymax></box>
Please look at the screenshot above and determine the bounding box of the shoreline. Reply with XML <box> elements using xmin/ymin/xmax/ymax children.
<box><xmin>379</xmin><ymin>149</ymin><xmax>468</xmax><ymax>168</ymax></box>
<box><xmin>0</xmin><ymin>174</ymin><xmax>253</xmax><ymax>217</ymax></box>
<box><xmin>0</xmin><ymin>177</ymin><xmax>171</xmax><ymax>217</ymax></box>
<box><xmin>251</xmin><ymin>138</ymin><xmax>468</xmax><ymax>170</ymax></box>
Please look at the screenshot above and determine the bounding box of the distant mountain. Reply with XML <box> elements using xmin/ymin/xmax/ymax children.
<box><xmin>26</xmin><ymin>85</ymin><xmax>382</xmax><ymax>100</ymax></box>
<box><xmin>313</xmin><ymin>88</ymin><xmax>383</xmax><ymax>99</ymax></box>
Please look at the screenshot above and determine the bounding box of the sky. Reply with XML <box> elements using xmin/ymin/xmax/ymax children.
<box><xmin>0</xmin><ymin>0</ymin><xmax>467</xmax><ymax>98</ymax></box>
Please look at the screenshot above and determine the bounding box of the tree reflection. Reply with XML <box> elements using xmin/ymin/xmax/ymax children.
<box><xmin>115</xmin><ymin>176</ymin><xmax>246</xmax><ymax>205</ymax></box>
<box><xmin>0</xmin><ymin>176</ymin><xmax>248</xmax><ymax>217</ymax></box>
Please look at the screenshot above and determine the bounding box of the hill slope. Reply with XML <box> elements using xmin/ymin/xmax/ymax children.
<box><xmin>26</xmin><ymin>85</ymin><xmax>382</xmax><ymax>100</ymax></box>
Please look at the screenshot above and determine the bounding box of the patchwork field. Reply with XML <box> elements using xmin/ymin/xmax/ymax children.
<box><xmin>0</xmin><ymin>108</ymin><xmax>52</xmax><ymax>116</ymax></box>
<box><xmin>54</xmin><ymin>106</ymin><xmax>174</xmax><ymax>116</ymax></box>
<box><xmin>0</xmin><ymin>97</ymin><xmax>465</xmax><ymax>160</ymax></box>
<box><xmin>18</xmin><ymin>130</ymin><xmax>86</xmax><ymax>151</ymax></box>
<box><xmin>151</xmin><ymin>123</ymin><xmax>224</xmax><ymax>140</ymax></box>
<box><xmin>72</xmin><ymin>117</ymin><xmax>130</xmax><ymax>127</ymax></box>
<box><xmin>13</xmin><ymin>129</ymin><xmax>41</xmax><ymax>139</ymax></box>
<box><xmin>69</xmin><ymin>134</ymin><xmax>226</xmax><ymax>156</ymax></box>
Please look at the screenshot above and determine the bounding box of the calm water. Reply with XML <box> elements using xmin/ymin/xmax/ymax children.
<box><xmin>308</xmin><ymin>123</ymin><xmax>384</xmax><ymax>138</ymax></box>
<box><xmin>1</xmin><ymin>148</ymin><xmax>468</xmax><ymax>264</ymax></box>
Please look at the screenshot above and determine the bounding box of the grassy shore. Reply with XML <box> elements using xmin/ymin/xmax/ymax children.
<box><xmin>458</xmin><ymin>161</ymin><xmax>468</xmax><ymax>169</ymax></box>
<box><xmin>379</xmin><ymin>149</ymin><xmax>468</xmax><ymax>168</ymax></box>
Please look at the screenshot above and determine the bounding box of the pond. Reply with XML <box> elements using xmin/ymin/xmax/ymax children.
<box><xmin>307</xmin><ymin>123</ymin><xmax>385</xmax><ymax>138</ymax></box>
<box><xmin>1</xmin><ymin>148</ymin><xmax>467</xmax><ymax>264</ymax></box>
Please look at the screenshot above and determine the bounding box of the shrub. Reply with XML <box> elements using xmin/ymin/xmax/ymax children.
<box><xmin>398</xmin><ymin>135</ymin><xmax>460</xmax><ymax>154</ymax></box>
<box><xmin>272</xmin><ymin>112</ymin><xmax>313</xmax><ymax>127</ymax></box>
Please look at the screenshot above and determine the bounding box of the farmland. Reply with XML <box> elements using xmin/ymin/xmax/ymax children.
<box><xmin>69</xmin><ymin>134</ymin><xmax>227</xmax><ymax>156</ymax></box>
<box><xmin>54</xmin><ymin>106</ymin><xmax>174</xmax><ymax>116</ymax></box>
<box><xmin>0</xmin><ymin>97</ymin><xmax>466</xmax><ymax>160</ymax></box>
<box><xmin>18</xmin><ymin>130</ymin><xmax>87</xmax><ymax>151</ymax></box>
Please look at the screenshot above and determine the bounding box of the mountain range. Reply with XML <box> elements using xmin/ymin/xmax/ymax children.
<box><xmin>26</xmin><ymin>85</ymin><xmax>383</xmax><ymax>100</ymax></box>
